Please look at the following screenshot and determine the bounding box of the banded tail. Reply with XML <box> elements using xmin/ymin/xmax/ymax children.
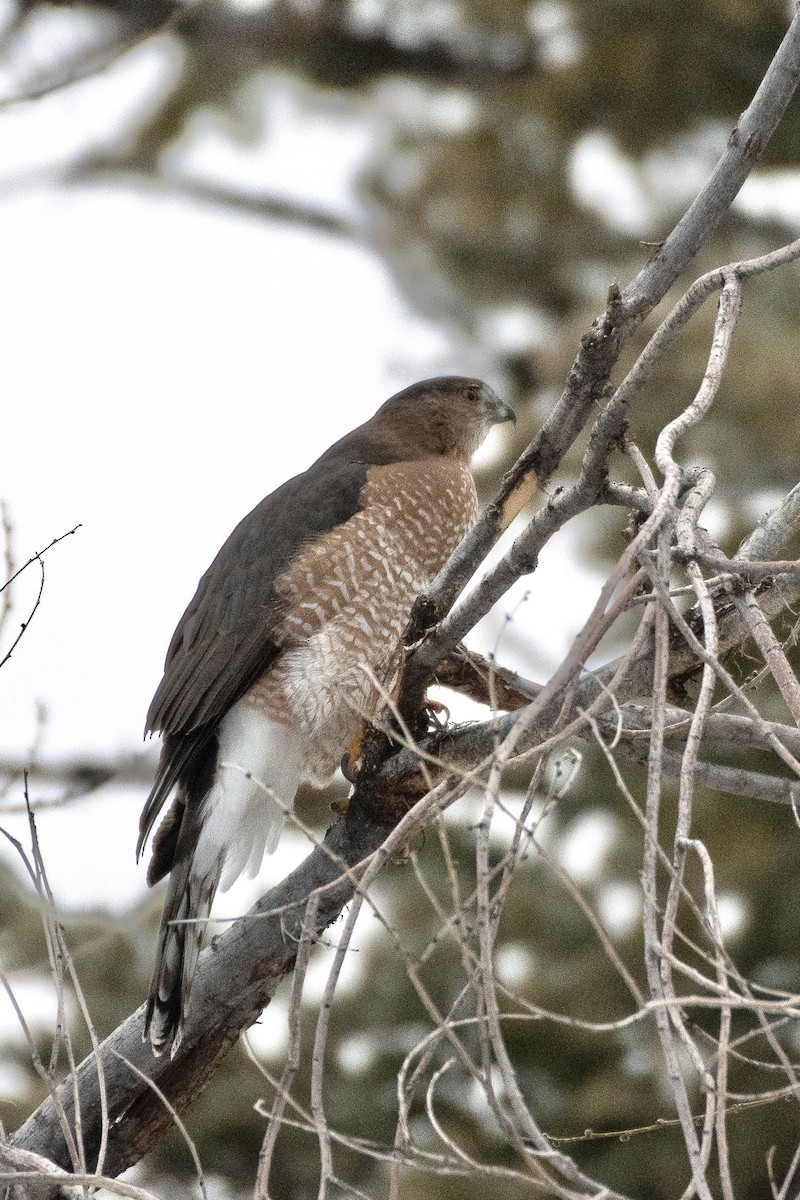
<box><xmin>143</xmin><ymin>822</ymin><xmax>222</xmax><ymax>1056</ymax></box>
<box><xmin>141</xmin><ymin>706</ymin><xmax>303</xmax><ymax>1055</ymax></box>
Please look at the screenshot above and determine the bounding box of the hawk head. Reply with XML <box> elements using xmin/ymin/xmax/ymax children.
<box><xmin>371</xmin><ymin>375</ymin><xmax>516</xmax><ymax>460</ymax></box>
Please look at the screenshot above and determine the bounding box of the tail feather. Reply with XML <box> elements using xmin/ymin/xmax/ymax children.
<box><xmin>144</xmin><ymin>849</ymin><xmax>222</xmax><ymax>1057</ymax></box>
<box><xmin>141</xmin><ymin>706</ymin><xmax>308</xmax><ymax>1055</ymax></box>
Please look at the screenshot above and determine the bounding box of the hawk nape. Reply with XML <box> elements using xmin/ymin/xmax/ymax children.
<box><xmin>138</xmin><ymin>376</ymin><xmax>515</xmax><ymax>1055</ymax></box>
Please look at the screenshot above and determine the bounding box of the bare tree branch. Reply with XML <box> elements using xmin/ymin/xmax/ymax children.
<box><xmin>0</xmin><ymin>526</ymin><xmax>81</xmax><ymax>672</ymax></box>
<box><xmin>401</xmin><ymin>14</ymin><xmax>800</xmax><ymax>694</ymax></box>
<box><xmin>8</xmin><ymin>807</ymin><xmax>395</xmax><ymax>1182</ymax></box>
<box><xmin>0</xmin><ymin>4</ymin><xmax>184</xmax><ymax>108</ymax></box>
<box><xmin>740</xmin><ymin>480</ymin><xmax>800</xmax><ymax>560</ymax></box>
<box><xmin>5</xmin><ymin>0</ymin><xmax>540</xmax><ymax>111</ymax></box>
<box><xmin>64</xmin><ymin>165</ymin><xmax>363</xmax><ymax>243</ymax></box>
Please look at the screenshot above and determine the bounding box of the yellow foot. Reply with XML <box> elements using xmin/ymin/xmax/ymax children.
<box><xmin>341</xmin><ymin>727</ymin><xmax>364</xmax><ymax>783</ymax></box>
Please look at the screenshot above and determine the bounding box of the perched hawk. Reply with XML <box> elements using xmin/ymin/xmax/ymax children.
<box><xmin>138</xmin><ymin>376</ymin><xmax>515</xmax><ymax>1054</ymax></box>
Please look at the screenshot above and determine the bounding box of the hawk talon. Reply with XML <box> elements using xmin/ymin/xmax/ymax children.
<box><xmin>424</xmin><ymin>697</ymin><xmax>450</xmax><ymax>731</ymax></box>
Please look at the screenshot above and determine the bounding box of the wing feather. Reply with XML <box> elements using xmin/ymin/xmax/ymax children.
<box><xmin>146</xmin><ymin>455</ymin><xmax>374</xmax><ymax>739</ymax></box>
<box><xmin>139</xmin><ymin>452</ymin><xmax>379</xmax><ymax>854</ymax></box>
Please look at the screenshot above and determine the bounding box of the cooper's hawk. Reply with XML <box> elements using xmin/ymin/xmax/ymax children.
<box><xmin>138</xmin><ymin>376</ymin><xmax>515</xmax><ymax>1055</ymax></box>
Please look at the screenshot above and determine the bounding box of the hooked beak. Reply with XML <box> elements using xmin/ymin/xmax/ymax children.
<box><xmin>481</xmin><ymin>386</ymin><xmax>516</xmax><ymax>426</ymax></box>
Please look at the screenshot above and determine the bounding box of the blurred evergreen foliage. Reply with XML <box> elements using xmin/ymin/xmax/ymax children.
<box><xmin>3</xmin><ymin>1</ymin><xmax>800</xmax><ymax>1196</ymax></box>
